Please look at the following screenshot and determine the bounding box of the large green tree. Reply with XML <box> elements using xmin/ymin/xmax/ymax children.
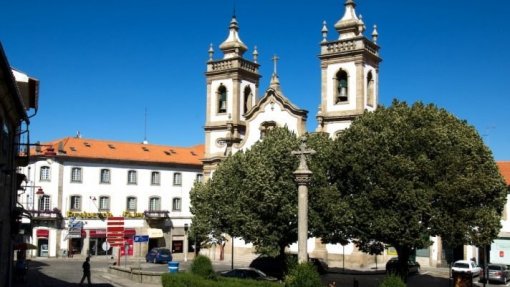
<box><xmin>330</xmin><ymin>100</ymin><xmax>507</xmax><ymax>278</ymax></box>
<box><xmin>190</xmin><ymin>127</ymin><xmax>336</xmax><ymax>256</ymax></box>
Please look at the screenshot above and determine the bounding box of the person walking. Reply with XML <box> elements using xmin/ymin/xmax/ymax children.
<box><xmin>80</xmin><ymin>256</ymin><xmax>91</xmax><ymax>286</ymax></box>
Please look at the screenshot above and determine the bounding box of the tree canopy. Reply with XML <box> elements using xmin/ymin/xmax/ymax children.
<box><xmin>328</xmin><ymin>100</ymin><xmax>507</xmax><ymax>275</ymax></box>
<box><xmin>190</xmin><ymin>127</ymin><xmax>335</xmax><ymax>256</ymax></box>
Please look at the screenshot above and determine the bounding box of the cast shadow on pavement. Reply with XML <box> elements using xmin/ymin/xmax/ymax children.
<box><xmin>12</xmin><ymin>260</ymin><xmax>115</xmax><ymax>287</ymax></box>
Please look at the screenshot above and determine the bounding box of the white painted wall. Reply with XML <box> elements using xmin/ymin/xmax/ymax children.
<box><xmin>242</xmin><ymin>99</ymin><xmax>302</xmax><ymax>150</ymax></box>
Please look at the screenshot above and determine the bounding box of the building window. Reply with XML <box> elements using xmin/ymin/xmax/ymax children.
<box><xmin>127</xmin><ymin>170</ymin><xmax>137</xmax><ymax>184</ymax></box>
<box><xmin>172</xmin><ymin>197</ymin><xmax>182</xmax><ymax>211</ymax></box>
<box><xmin>71</xmin><ymin>167</ymin><xmax>82</xmax><ymax>183</ymax></box>
<box><xmin>100</xmin><ymin>169</ymin><xmax>111</xmax><ymax>184</ymax></box>
<box><xmin>335</xmin><ymin>69</ymin><xmax>349</xmax><ymax>103</ymax></box>
<box><xmin>260</xmin><ymin>121</ymin><xmax>277</xmax><ymax>139</ymax></box>
<box><xmin>40</xmin><ymin>166</ymin><xmax>51</xmax><ymax>181</ymax></box>
<box><xmin>126</xmin><ymin>197</ymin><xmax>137</xmax><ymax>211</ymax></box>
<box><xmin>217</xmin><ymin>84</ymin><xmax>227</xmax><ymax>113</ymax></box>
<box><xmin>99</xmin><ymin>196</ymin><xmax>110</xmax><ymax>211</ymax></box>
<box><xmin>38</xmin><ymin>195</ymin><xmax>50</xmax><ymax>211</ymax></box>
<box><xmin>173</xmin><ymin>172</ymin><xmax>182</xmax><ymax>186</ymax></box>
<box><xmin>196</xmin><ymin>174</ymin><xmax>204</xmax><ymax>183</ymax></box>
<box><xmin>149</xmin><ymin>197</ymin><xmax>161</xmax><ymax>211</ymax></box>
<box><xmin>151</xmin><ymin>171</ymin><xmax>160</xmax><ymax>185</ymax></box>
<box><xmin>367</xmin><ymin>71</ymin><xmax>375</xmax><ymax>107</ymax></box>
<box><xmin>70</xmin><ymin>195</ymin><xmax>81</xmax><ymax>211</ymax></box>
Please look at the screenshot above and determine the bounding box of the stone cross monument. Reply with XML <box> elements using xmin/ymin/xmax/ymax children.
<box><xmin>292</xmin><ymin>136</ymin><xmax>316</xmax><ymax>263</ymax></box>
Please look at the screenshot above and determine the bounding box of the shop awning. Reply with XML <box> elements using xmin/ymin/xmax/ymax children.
<box><xmin>148</xmin><ymin>228</ymin><xmax>163</xmax><ymax>238</ymax></box>
<box><xmin>36</xmin><ymin>229</ymin><xmax>49</xmax><ymax>238</ymax></box>
<box><xmin>124</xmin><ymin>229</ymin><xmax>136</xmax><ymax>237</ymax></box>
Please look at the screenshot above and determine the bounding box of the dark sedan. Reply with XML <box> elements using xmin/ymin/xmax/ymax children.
<box><xmin>220</xmin><ymin>268</ymin><xmax>279</xmax><ymax>281</ymax></box>
<box><xmin>385</xmin><ymin>257</ymin><xmax>420</xmax><ymax>275</ymax></box>
<box><xmin>145</xmin><ymin>247</ymin><xmax>172</xmax><ymax>264</ymax></box>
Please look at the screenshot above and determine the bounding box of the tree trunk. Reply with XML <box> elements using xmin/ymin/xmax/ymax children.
<box><xmin>395</xmin><ymin>245</ymin><xmax>411</xmax><ymax>283</ymax></box>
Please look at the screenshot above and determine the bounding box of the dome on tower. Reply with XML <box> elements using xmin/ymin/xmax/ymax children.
<box><xmin>219</xmin><ymin>16</ymin><xmax>248</xmax><ymax>59</ymax></box>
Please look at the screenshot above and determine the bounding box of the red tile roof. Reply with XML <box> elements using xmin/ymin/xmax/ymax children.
<box><xmin>32</xmin><ymin>137</ymin><xmax>204</xmax><ymax>167</ymax></box>
<box><xmin>498</xmin><ymin>161</ymin><xmax>510</xmax><ymax>186</ymax></box>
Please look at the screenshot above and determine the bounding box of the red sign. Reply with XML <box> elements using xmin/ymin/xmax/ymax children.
<box><xmin>106</xmin><ymin>217</ymin><xmax>125</xmax><ymax>247</ymax></box>
<box><xmin>120</xmin><ymin>238</ymin><xmax>134</xmax><ymax>256</ymax></box>
<box><xmin>500</xmin><ymin>251</ymin><xmax>505</xmax><ymax>257</ymax></box>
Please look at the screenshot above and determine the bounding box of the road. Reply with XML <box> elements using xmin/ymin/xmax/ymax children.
<box><xmin>11</xmin><ymin>257</ymin><xmax>510</xmax><ymax>287</ymax></box>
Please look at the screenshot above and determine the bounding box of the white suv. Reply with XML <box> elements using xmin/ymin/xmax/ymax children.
<box><xmin>451</xmin><ymin>260</ymin><xmax>481</xmax><ymax>277</ymax></box>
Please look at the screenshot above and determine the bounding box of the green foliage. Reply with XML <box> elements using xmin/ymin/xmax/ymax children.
<box><xmin>329</xmin><ymin>100</ymin><xmax>507</xmax><ymax>277</ymax></box>
<box><xmin>284</xmin><ymin>263</ymin><xmax>322</xmax><ymax>287</ymax></box>
<box><xmin>190</xmin><ymin>255</ymin><xmax>215</xmax><ymax>279</ymax></box>
<box><xmin>161</xmin><ymin>272</ymin><xmax>280</xmax><ymax>287</ymax></box>
<box><xmin>379</xmin><ymin>274</ymin><xmax>406</xmax><ymax>287</ymax></box>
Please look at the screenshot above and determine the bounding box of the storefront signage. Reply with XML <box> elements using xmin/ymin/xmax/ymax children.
<box><xmin>134</xmin><ymin>235</ymin><xmax>149</xmax><ymax>242</ymax></box>
<box><xmin>66</xmin><ymin>217</ymin><xmax>84</xmax><ymax>239</ymax></box>
<box><xmin>106</xmin><ymin>217</ymin><xmax>125</xmax><ymax>247</ymax></box>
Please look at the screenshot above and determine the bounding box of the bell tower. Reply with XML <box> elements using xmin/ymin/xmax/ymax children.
<box><xmin>203</xmin><ymin>16</ymin><xmax>261</xmax><ymax>178</ymax></box>
<box><xmin>316</xmin><ymin>0</ymin><xmax>382</xmax><ymax>137</ymax></box>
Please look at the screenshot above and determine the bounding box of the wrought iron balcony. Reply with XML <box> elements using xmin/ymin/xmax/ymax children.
<box><xmin>144</xmin><ymin>210</ymin><xmax>169</xmax><ymax>219</ymax></box>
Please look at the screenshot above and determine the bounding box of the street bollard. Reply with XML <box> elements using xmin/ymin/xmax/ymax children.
<box><xmin>353</xmin><ymin>278</ymin><xmax>359</xmax><ymax>287</ymax></box>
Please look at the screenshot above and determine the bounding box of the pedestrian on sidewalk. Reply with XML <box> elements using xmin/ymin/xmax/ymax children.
<box><xmin>80</xmin><ymin>256</ymin><xmax>91</xmax><ymax>286</ymax></box>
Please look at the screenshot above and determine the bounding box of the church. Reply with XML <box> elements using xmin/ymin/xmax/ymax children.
<box><xmin>202</xmin><ymin>0</ymin><xmax>381</xmax><ymax>179</ymax></box>
<box><xmin>199</xmin><ymin>0</ymin><xmax>417</xmax><ymax>268</ymax></box>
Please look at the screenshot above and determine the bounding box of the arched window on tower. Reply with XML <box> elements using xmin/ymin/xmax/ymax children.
<box><xmin>367</xmin><ymin>71</ymin><xmax>375</xmax><ymax>107</ymax></box>
<box><xmin>243</xmin><ymin>86</ymin><xmax>252</xmax><ymax>114</ymax></box>
<box><xmin>335</xmin><ymin>70</ymin><xmax>349</xmax><ymax>103</ymax></box>
<box><xmin>217</xmin><ymin>84</ymin><xmax>227</xmax><ymax>113</ymax></box>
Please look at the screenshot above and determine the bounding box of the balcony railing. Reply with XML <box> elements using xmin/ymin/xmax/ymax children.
<box><xmin>144</xmin><ymin>210</ymin><xmax>169</xmax><ymax>219</ymax></box>
<box><xmin>29</xmin><ymin>208</ymin><xmax>63</xmax><ymax>220</ymax></box>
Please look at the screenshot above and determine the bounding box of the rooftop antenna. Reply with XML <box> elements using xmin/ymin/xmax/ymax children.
<box><xmin>233</xmin><ymin>0</ymin><xmax>236</xmax><ymax>18</ymax></box>
<box><xmin>143</xmin><ymin>107</ymin><xmax>148</xmax><ymax>144</ymax></box>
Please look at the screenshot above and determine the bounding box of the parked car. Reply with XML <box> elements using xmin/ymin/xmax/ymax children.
<box><xmin>486</xmin><ymin>263</ymin><xmax>510</xmax><ymax>284</ymax></box>
<box><xmin>310</xmin><ymin>258</ymin><xmax>329</xmax><ymax>274</ymax></box>
<box><xmin>451</xmin><ymin>260</ymin><xmax>481</xmax><ymax>277</ymax></box>
<box><xmin>385</xmin><ymin>257</ymin><xmax>420</xmax><ymax>274</ymax></box>
<box><xmin>249</xmin><ymin>255</ymin><xmax>287</xmax><ymax>279</ymax></box>
<box><xmin>145</xmin><ymin>247</ymin><xmax>172</xmax><ymax>264</ymax></box>
<box><xmin>220</xmin><ymin>268</ymin><xmax>279</xmax><ymax>281</ymax></box>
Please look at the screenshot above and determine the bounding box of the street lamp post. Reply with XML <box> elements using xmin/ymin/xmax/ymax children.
<box><xmin>184</xmin><ymin>223</ymin><xmax>189</xmax><ymax>262</ymax></box>
<box><xmin>292</xmin><ymin>137</ymin><xmax>315</xmax><ymax>264</ymax></box>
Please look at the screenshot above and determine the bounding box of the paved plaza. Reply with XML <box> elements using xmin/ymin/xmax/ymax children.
<box><xmin>11</xmin><ymin>256</ymin><xmax>510</xmax><ymax>287</ymax></box>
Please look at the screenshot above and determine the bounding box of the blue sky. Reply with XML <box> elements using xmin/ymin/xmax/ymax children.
<box><xmin>2</xmin><ymin>0</ymin><xmax>509</xmax><ymax>160</ymax></box>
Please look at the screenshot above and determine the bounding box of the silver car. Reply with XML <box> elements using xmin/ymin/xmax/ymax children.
<box><xmin>487</xmin><ymin>263</ymin><xmax>510</xmax><ymax>284</ymax></box>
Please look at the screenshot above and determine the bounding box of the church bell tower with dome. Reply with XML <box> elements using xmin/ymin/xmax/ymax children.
<box><xmin>203</xmin><ymin>16</ymin><xmax>261</xmax><ymax>179</ymax></box>
<box><xmin>316</xmin><ymin>0</ymin><xmax>382</xmax><ymax>137</ymax></box>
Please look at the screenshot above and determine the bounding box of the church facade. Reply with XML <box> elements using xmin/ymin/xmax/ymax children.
<box><xmin>203</xmin><ymin>0</ymin><xmax>381</xmax><ymax>180</ymax></box>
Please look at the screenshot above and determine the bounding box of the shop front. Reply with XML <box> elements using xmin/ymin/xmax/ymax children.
<box><xmin>36</xmin><ymin>229</ymin><xmax>49</xmax><ymax>257</ymax></box>
<box><xmin>87</xmin><ymin>228</ymin><xmax>135</xmax><ymax>256</ymax></box>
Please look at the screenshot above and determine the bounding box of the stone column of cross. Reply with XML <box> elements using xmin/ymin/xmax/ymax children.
<box><xmin>292</xmin><ymin>136</ymin><xmax>316</xmax><ymax>264</ymax></box>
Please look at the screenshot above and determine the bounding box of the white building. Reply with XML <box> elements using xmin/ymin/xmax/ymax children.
<box><xmin>18</xmin><ymin>137</ymin><xmax>203</xmax><ymax>259</ymax></box>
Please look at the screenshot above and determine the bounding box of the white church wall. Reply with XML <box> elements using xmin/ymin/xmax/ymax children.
<box><xmin>324</xmin><ymin>121</ymin><xmax>352</xmax><ymax>137</ymax></box>
<box><xmin>242</xmin><ymin>100</ymin><xmax>302</xmax><ymax>150</ymax></box>
<box><xmin>207</xmin><ymin>130</ymin><xmax>228</xmax><ymax>155</ymax></box>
